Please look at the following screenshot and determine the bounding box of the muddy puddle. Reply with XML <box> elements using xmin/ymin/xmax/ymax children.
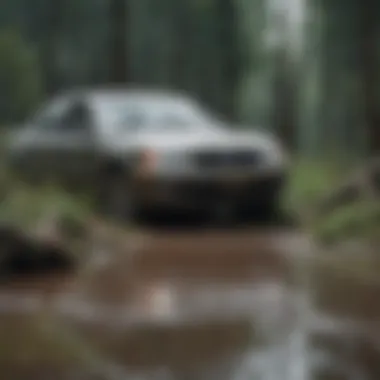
<box><xmin>0</xmin><ymin>228</ymin><xmax>379</xmax><ymax>380</ymax></box>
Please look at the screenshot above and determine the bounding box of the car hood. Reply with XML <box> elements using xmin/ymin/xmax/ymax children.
<box><xmin>103</xmin><ymin>124</ymin><xmax>280</xmax><ymax>153</ymax></box>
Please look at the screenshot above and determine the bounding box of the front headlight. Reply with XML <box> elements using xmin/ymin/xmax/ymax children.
<box><xmin>135</xmin><ymin>149</ymin><xmax>191</xmax><ymax>176</ymax></box>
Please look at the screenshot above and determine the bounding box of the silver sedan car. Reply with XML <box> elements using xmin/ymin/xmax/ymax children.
<box><xmin>7</xmin><ymin>88</ymin><xmax>288</xmax><ymax>224</ymax></box>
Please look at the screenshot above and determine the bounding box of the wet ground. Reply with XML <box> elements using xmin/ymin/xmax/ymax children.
<box><xmin>0</xmin><ymin>225</ymin><xmax>379</xmax><ymax>380</ymax></box>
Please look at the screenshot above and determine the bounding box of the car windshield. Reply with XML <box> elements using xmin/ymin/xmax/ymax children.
<box><xmin>95</xmin><ymin>94</ymin><xmax>219</xmax><ymax>133</ymax></box>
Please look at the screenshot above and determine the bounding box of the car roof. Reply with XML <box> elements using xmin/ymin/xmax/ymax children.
<box><xmin>61</xmin><ymin>86</ymin><xmax>193</xmax><ymax>106</ymax></box>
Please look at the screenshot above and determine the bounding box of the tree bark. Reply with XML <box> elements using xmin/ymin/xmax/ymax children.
<box><xmin>108</xmin><ymin>0</ymin><xmax>129</xmax><ymax>83</ymax></box>
<box><xmin>216</xmin><ymin>0</ymin><xmax>240</xmax><ymax>121</ymax></box>
<box><xmin>359</xmin><ymin>0</ymin><xmax>380</xmax><ymax>155</ymax></box>
<box><xmin>171</xmin><ymin>0</ymin><xmax>193</xmax><ymax>91</ymax></box>
<box><xmin>40</xmin><ymin>0</ymin><xmax>64</xmax><ymax>95</ymax></box>
<box><xmin>272</xmin><ymin>48</ymin><xmax>298</xmax><ymax>151</ymax></box>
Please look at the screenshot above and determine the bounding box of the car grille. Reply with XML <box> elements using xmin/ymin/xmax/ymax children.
<box><xmin>193</xmin><ymin>150</ymin><xmax>261</xmax><ymax>170</ymax></box>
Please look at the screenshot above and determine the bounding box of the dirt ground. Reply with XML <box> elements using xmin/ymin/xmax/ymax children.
<box><xmin>0</xmin><ymin>225</ymin><xmax>301</xmax><ymax>378</ymax></box>
<box><xmin>1</xmin><ymin>224</ymin><xmax>380</xmax><ymax>380</ymax></box>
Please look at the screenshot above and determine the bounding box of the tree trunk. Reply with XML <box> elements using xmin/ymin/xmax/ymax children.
<box><xmin>171</xmin><ymin>0</ymin><xmax>193</xmax><ymax>91</ymax></box>
<box><xmin>40</xmin><ymin>0</ymin><xmax>64</xmax><ymax>95</ymax></box>
<box><xmin>108</xmin><ymin>0</ymin><xmax>129</xmax><ymax>83</ymax></box>
<box><xmin>216</xmin><ymin>0</ymin><xmax>240</xmax><ymax>121</ymax></box>
<box><xmin>272</xmin><ymin>48</ymin><xmax>298</xmax><ymax>150</ymax></box>
<box><xmin>359</xmin><ymin>0</ymin><xmax>380</xmax><ymax>155</ymax></box>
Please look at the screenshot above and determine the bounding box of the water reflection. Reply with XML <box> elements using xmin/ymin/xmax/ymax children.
<box><xmin>0</xmin><ymin>280</ymin><xmax>327</xmax><ymax>379</ymax></box>
<box><xmin>0</xmin><ymin>230</ymin><xmax>378</xmax><ymax>379</ymax></box>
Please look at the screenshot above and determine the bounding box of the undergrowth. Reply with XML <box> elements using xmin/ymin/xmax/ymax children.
<box><xmin>0</xmin><ymin>178</ymin><xmax>94</xmax><ymax>231</ymax></box>
<box><xmin>283</xmin><ymin>160</ymin><xmax>380</xmax><ymax>245</ymax></box>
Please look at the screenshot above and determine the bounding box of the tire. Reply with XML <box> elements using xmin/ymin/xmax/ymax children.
<box><xmin>238</xmin><ymin>177</ymin><xmax>285</xmax><ymax>225</ymax></box>
<box><xmin>260</xmin><ymin>193</ymin><xmax>281</xmax><ymax>223</ymax></box>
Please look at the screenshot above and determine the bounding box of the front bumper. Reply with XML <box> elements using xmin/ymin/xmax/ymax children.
<box><xmin>132</xmin><ymin>169</ymin><xmax>286</xmax><ymax>211</ymax></box>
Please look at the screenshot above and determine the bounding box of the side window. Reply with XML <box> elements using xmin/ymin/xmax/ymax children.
<box><xmin>154</xmin><ymin>111</ymin><xmax>191</xmax><ymax>130</ymax></box>
<box><xmin>33</xmin><ymin>97</ymin><xmax>69</xmax><ymax>130</ymax></box>
<box><xmin>32</xmin><ymin>97</ymin><xmax>92</xmax><ymax>133</ymax></box>
<box><xmin>61</xmin><ymin>101</ymin><xmax>92</xmax><ymax>132</ymax></box>
<box><xmin>119</xmin><ymin>108</ymin><xmax>146</xmax><ymax>132</ymax></box>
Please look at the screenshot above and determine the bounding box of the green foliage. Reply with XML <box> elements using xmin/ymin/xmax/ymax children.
<box><xmin>0</xmin><ymin>0</ymin><xmax>377</xmax><ymax>156</ymax></box>
<box><xmin>0</xmin><ymin>30</ymin><xmax>43</xmax><ymax>124</ymax></box>
<box><xmin>313</xmin><ymin>200</ymin><xmax>380</xmax><ymax>244</ymax></box>
<box><xmin>0</xmin><ymin>183</ymin><xmax>93</xmax><ymax>230</ymax></box>
<box><xmin>282</xmin><ymin>160</ymin><xmax>345</xmax><ymax>217</ymax></box>
<box><xmin>284</xmin><ymin>160</ymin><xmax>380</xmax><ymax>244</ymax></box>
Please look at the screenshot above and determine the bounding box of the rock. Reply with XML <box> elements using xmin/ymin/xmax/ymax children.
<box><xmin>0</xmin><ymin>224</ymin><xmax>75</xmax><ymax>280</ymax></box>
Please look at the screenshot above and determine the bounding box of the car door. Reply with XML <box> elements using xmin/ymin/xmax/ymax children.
<box><xmin>19</xmin><ymin>96</ymin><xmax>98</xmax><ymax>187</ymax></box>
<box><xmin>8</xmin><ymin>96</ymin><xmax>71</xmax><ymax>181</ymax></box>
<box><xmin>41</xmin><ymin>98</ymin><xmax>99</xmax><ymax>187</ymax></box>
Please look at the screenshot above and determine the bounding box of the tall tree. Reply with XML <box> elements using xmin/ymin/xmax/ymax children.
<box><xmin>269</xmin><ymin>2</ymin><xmax>300</xmax><ymax>150</ymax></box>
<box><xmin>40</xmin><ymin>0</ymin><xmax>64</xmax><ymax>95</ymax></box>
<box><xmin>215</xmin><ymin>0</ymin><xmax>241</xmax><ymax>121</ymax></box>
<box><xmin>272</xmin><ymin>47</ymin><xmax>298</xmax><ymax>150</ymax></box>
<box><xmin>236</xmin><ymin>0</ymin><xmax>268</xmax><ymax>126</ymax></box>
<box><xmin>359</xmin><ymin>0</ymin><xmax>380</xmax><ymax>155</ymax></box>
<box><xmin>171</xmin><ymin>0</ymin><xmax>193</xmax><ymax>91</ymax></box>
<box><xmin>108</xmin><ymin>0</ymin><xmax>129</xmax><ymax>83</ymax></box>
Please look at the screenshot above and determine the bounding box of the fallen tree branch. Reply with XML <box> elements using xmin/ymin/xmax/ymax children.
<box><xmin>312</xmin><ymin>158</ymin><xmax>380</xmax><ymax>222</ymax></box>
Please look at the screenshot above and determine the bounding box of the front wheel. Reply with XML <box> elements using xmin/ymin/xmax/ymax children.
<box><xmin>237</xmin><ymin>176</ymin><xmax>285</xmax><ymax>225</ymax></box>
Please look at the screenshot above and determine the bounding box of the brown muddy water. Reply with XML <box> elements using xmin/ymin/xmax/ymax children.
<box><xmin>0</xmin><ymin>227</ymin><xmax>379</xmax><ymax>380</ymax></box>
